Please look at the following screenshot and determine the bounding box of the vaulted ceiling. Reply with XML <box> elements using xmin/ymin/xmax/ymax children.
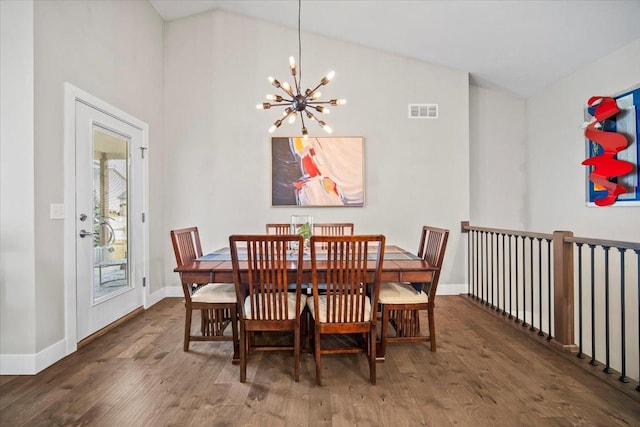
<box><xmin>149</xmin><ymin>0</ymin><xmax>640</xmax><ymax>98</ymax></box>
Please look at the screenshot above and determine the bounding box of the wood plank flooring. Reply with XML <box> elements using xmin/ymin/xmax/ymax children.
<box><xmin>1</xmin><ymin>296</ymin><xmax>639</xmax><ymax>426</ymax></box>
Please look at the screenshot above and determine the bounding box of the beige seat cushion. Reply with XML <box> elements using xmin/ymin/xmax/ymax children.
<box><xmin>191</xmin><ymin>283</ymin><xmax>237</xmax><ymax>303</ymax></box>
<box><xmin>243</xmin><ymin>293</ymin><xmax>306</xmax><ymax>320</ymax></box>
<box><xmin>307</xmin><ymin>294</ymin><xmax>372</xmax><ymax>323</ymax></box>
<box><xmin>378</xmin><ymin>282</ymin><xmax>428</xmax><ymax>304</ymax></box>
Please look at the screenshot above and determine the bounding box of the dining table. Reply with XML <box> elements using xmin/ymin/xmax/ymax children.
<box><xmin>174</xmin><ymin>244</ymin><xmax>436</xmax><ymax>361</ymax></box>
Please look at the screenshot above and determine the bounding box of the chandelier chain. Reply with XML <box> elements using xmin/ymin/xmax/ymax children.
<box><xmin>297</xmin><ymin>0</ymin><xmax>302</xmax><ymax>92</ymax></box>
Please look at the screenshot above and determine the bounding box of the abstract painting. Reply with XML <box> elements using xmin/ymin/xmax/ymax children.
<box><xmin>271</xmin><ymin>136</ymin><xmax>364</xmax><ymax>206</ymax></box>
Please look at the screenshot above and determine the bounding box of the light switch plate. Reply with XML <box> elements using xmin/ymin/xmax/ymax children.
<box><xmin>50</xmin><ymin>203</ymin><xmax>65</xmax><ymax>220</ymax></box>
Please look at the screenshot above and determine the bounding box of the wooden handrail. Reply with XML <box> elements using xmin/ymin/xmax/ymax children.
<box><xmin>462</xmin><ymin>222</ymin><xmax>640</xmax><ymax>250</ymax></box>
<box><xmin>461</xmin><ymin>222</ymin><xmax>553</xmax><ymax>241</ymax></box>
<box><xmin>566</xmin><ymin>236</ymin><xmax>640</xmax><ymax>251</ymax></box>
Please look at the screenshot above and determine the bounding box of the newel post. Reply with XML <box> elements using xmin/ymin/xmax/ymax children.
<box><xmin>552</xmin><ymin>230</ymin><xmax>578</xmax><ymax>351</ymax></box>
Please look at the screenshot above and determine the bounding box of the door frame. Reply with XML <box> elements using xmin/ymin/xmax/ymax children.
<box><xmin>63</xmin><ymin>83</ymin><xmax>149</xmax><ymax>355</ymax></box>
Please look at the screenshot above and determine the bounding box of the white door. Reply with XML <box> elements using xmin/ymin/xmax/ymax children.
<box><xmin>75</xmin><ymin>100</ymin><xmax>145</xmax><ymax>341</ymax></box>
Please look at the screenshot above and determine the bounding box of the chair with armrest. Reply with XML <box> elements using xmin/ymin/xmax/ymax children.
<box><xmin>170</xmin><ymin>227</ymin><xmax>238</xmax><ymax>357</ymax></box>
<box><xmin>308</xmin><ymin>234</ymin><xmax>385</xmax><ymax>385</ymax></box>
<box><xmin>229</xmin><ymin>234</ymin><xmax>306</xmax><ymax>382</ymax></box>
<box><xmin>378</xmin><ymin>226</ymin><xmax>449</xmax><ymax>356</ymax></box>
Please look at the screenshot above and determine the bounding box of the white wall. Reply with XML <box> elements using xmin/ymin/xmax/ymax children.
<box><xmin>164</xmin><ymin>11</ymin><xmax>470</xmax><ymax>290</ymax></box>
<box><xmin>32</xmin><ymin>0</ymin><xmax>165</xmax><ymax>355</ymax></box>
<box><xmin>1</xmin><ymin>1</ymin><xmax>165</xmax><ymax>367</ymax></box>
<box><xmin>1</xmin><ymin>0</ymin><xmax>36</xmax><ymax>357</ymax></box>
<box><xmin>469</xmin><ymin>86</ymin><xmax>526</xmax><ymax>229</ymax></box>
<box><xmin>526</xmin><ymin>40</ymin><xmax>640</xmax><ymax>381</ymax></box>
<box><xmin>526</xmin><ymin>39</ymin><xmax>640</xmax><ymax>240</ymax></box>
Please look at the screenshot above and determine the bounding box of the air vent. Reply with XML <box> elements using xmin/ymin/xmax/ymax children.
<box><xmin>408</xmin><ymin>104</ymin><xmax>438</xmax><ymax>119</ymax></box>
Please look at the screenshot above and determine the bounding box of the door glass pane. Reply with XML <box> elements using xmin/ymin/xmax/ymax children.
<box><xmin>93</xmin><ymin>127</ymin><xmax>129</xmax><ymax>302</ymax></box>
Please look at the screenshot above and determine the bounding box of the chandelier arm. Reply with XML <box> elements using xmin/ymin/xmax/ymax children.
<box><xmin>306</xmin><ymin>101</ymin><xmax>333</xmax><ymax>105</ymax></box>
<box><xmin>282</xmin><ymin>108</ymin><xmax>296</xmax><ymax>122</ymax></box>
<box><xmin>307</xmin><ymin>82</ymin><xmax>325</xmax><ymax>97</ymax></box>
<box><xmin>305</xmin><ymin>109</ymin><xmax>322</xmax><ymax>123</ymax></box>
<box><xmin>269</xmin><ymin>102</ymin><xmax>295</xmax><ymax>107</ymax></box>
<box><xmin>280</xmin><ymin>85</ymin><xmax>295</xmax><ymax>97</ymax></box>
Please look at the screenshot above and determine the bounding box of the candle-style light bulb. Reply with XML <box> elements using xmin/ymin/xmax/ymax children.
<box><xmin>269</xmin><ymin>76</ymin><xmax>281</xmax><ymax>89</ymax></box>
<box><xmin>289</xmin><ymin>56</ymin><xmax>297</xmax><ymax>75</ymax></box>
<box><xmin>321</xmin><ymin>71</ymin><xmax>335</xmax><ymax>85</ymax></box>
<box><xmin>319</xmin><ymin>121</ymin><xmax>332</xmax><ymax>133</ymax></box>
<box><xmin>269</xmin><ymin>119</ymin><xmax>283</xmax><ymax>134</ymax></box>
<box><xmin>282</xmin><ymin>81</ymin><xmax>294</xmax><ymax>96</ymax></box>
<box><xmin>266</xmin><ymin>94</ymin><xmax>283</xmax><ymax>102</ymax></box>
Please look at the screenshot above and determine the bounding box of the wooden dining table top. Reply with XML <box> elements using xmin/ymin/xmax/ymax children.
<box><xmin>174</xmin><ymin>245</ymin><xmax>436</xmax><ymax>284</ymax></box>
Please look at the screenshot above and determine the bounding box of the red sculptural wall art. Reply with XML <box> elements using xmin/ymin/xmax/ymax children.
<box><xmin>582</xmin><ymin>87</ymin><xmax>640</xmax><ymax>207</ymax></box>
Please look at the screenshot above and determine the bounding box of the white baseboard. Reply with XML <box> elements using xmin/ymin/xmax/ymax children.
<box><xmin>145</xmin><ymin>286</ymin><xmax>183</xmax><ymax>308</ymax></box>
<box><xmin>146</xmin><ymin>288</ymin><xmax>165</xmax><ymax>308</ymax></box>
<box><xmin>437</xmin><ymin>283</ymin><xmax>467</xmax><ymax>295</ymax></box>
<box><xmin>1</xmin><ymin>338</ymin><xmax>67</xmax><ymax>375</ymax></box>
<box><xmin>164</xmin><ymin>286</ymin><xmax>183</xmax><ymax>298</ymax></box>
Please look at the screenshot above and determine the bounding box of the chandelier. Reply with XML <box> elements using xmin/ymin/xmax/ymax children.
<box><xmin>256</xmin><ymin>0</ymin><xmax>345</xmax><ymax>138</ymax></box>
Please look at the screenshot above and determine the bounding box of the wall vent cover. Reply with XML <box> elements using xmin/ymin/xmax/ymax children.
<box><xmin>408</xmin><ymin>104</ymin><xmax>438</xmax><ymax>119</ymax></box>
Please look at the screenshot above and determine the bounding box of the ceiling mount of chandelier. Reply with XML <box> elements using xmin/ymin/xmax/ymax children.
<box><xmin>256</xmin><ymin>0</ymin><xmax>346</xmax><ymax>139</ymax></box>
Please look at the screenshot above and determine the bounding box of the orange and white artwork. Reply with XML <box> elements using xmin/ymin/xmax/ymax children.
<box><xmin>271</xmin><ymin>136</ymin><xmax>364</xmax><ymax>206</ymax></box>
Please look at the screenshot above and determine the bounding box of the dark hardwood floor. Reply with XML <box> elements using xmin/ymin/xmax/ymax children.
<box><xmin>1</xmin><ymin>296</ymin><xmax>639</xmax><ymax>426</ymax></box>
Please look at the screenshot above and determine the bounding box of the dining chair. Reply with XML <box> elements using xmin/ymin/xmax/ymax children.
<box><xmin>378</xmin><ymin>226</ymin><xmax>449</xmax><ymax>356</ymax></box>
<box><xmin>313</xmin><ymin>223</ymin><xmax>355</xmax><ymax>237</ymax></box>
<box><xmin>308</xmin><ymin>234</ymin><xmax>385</xmax><ymax>385</ymax></box>
<box><xmin>170</xmin><ymin>227</ymin><xmax>239</xmax><ymax>356</ymax></box>
<box><xmin>265</xmin><ymin>223</ymin><xmax>293</xmax><ymax>235</ymax></box>
<box><xmin>229</xmin><ymin>234</ymin><xmax>305</xmax><ymax>382</ymax></box>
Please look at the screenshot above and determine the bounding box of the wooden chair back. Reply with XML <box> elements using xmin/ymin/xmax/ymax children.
<box><xmin>313</xmin><ymin>223</ymin><xmax>354</xmax><ymax>237</ymax></box>
<box><xmin>312</xmin><ymin>223</ymin><xmax>355</xmax><ymax>250</ymax></box>
<box><xmin>416</xmin><ymin>226</ymin><xmax>449</xmax><ymax>299</ymax></box>
<box><xmin>229</xmin><ymin>234</ymin><xmax>304</xmax><ymax>321</ymax></box>
<box><xmin>265</xmin><ymin>223</ymin><xmax>293</xmax><ymax>235</ymax></box>
<box><xmin>310</xmin><ymin>234</ymin><xmax>384</xmax><ymax>323</ymax></box>
<box><xmin>170</xmin><ymin>226</ymin><xmax>203</xmax><ymax>268</ymax></box>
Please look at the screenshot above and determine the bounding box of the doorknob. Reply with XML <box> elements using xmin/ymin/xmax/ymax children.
<box><xmin>79</xmin><ymin>229</ymin><xmax>94</xmax><ymax>238</ymax></box>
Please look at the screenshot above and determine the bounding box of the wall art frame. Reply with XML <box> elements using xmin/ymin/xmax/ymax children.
<box><xmin>271</xmin><ymin>136</ymin><xmax>365</xmax><ymax>207</ymax></box>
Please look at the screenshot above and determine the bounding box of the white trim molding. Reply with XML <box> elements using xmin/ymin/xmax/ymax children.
<box><xmin>63</xmin><ymin>83</ymin><xmax>150</xmax><ymax>356</ymax></box>
<box><xmin>437</xmin><ymin>283</ymin><xmax>468</xmax><ymax>295</ymax></box>
<box><xmin>0</xmin><ymin>339</ymin><xmax>67</xmax><ymax>375</ymax></box>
